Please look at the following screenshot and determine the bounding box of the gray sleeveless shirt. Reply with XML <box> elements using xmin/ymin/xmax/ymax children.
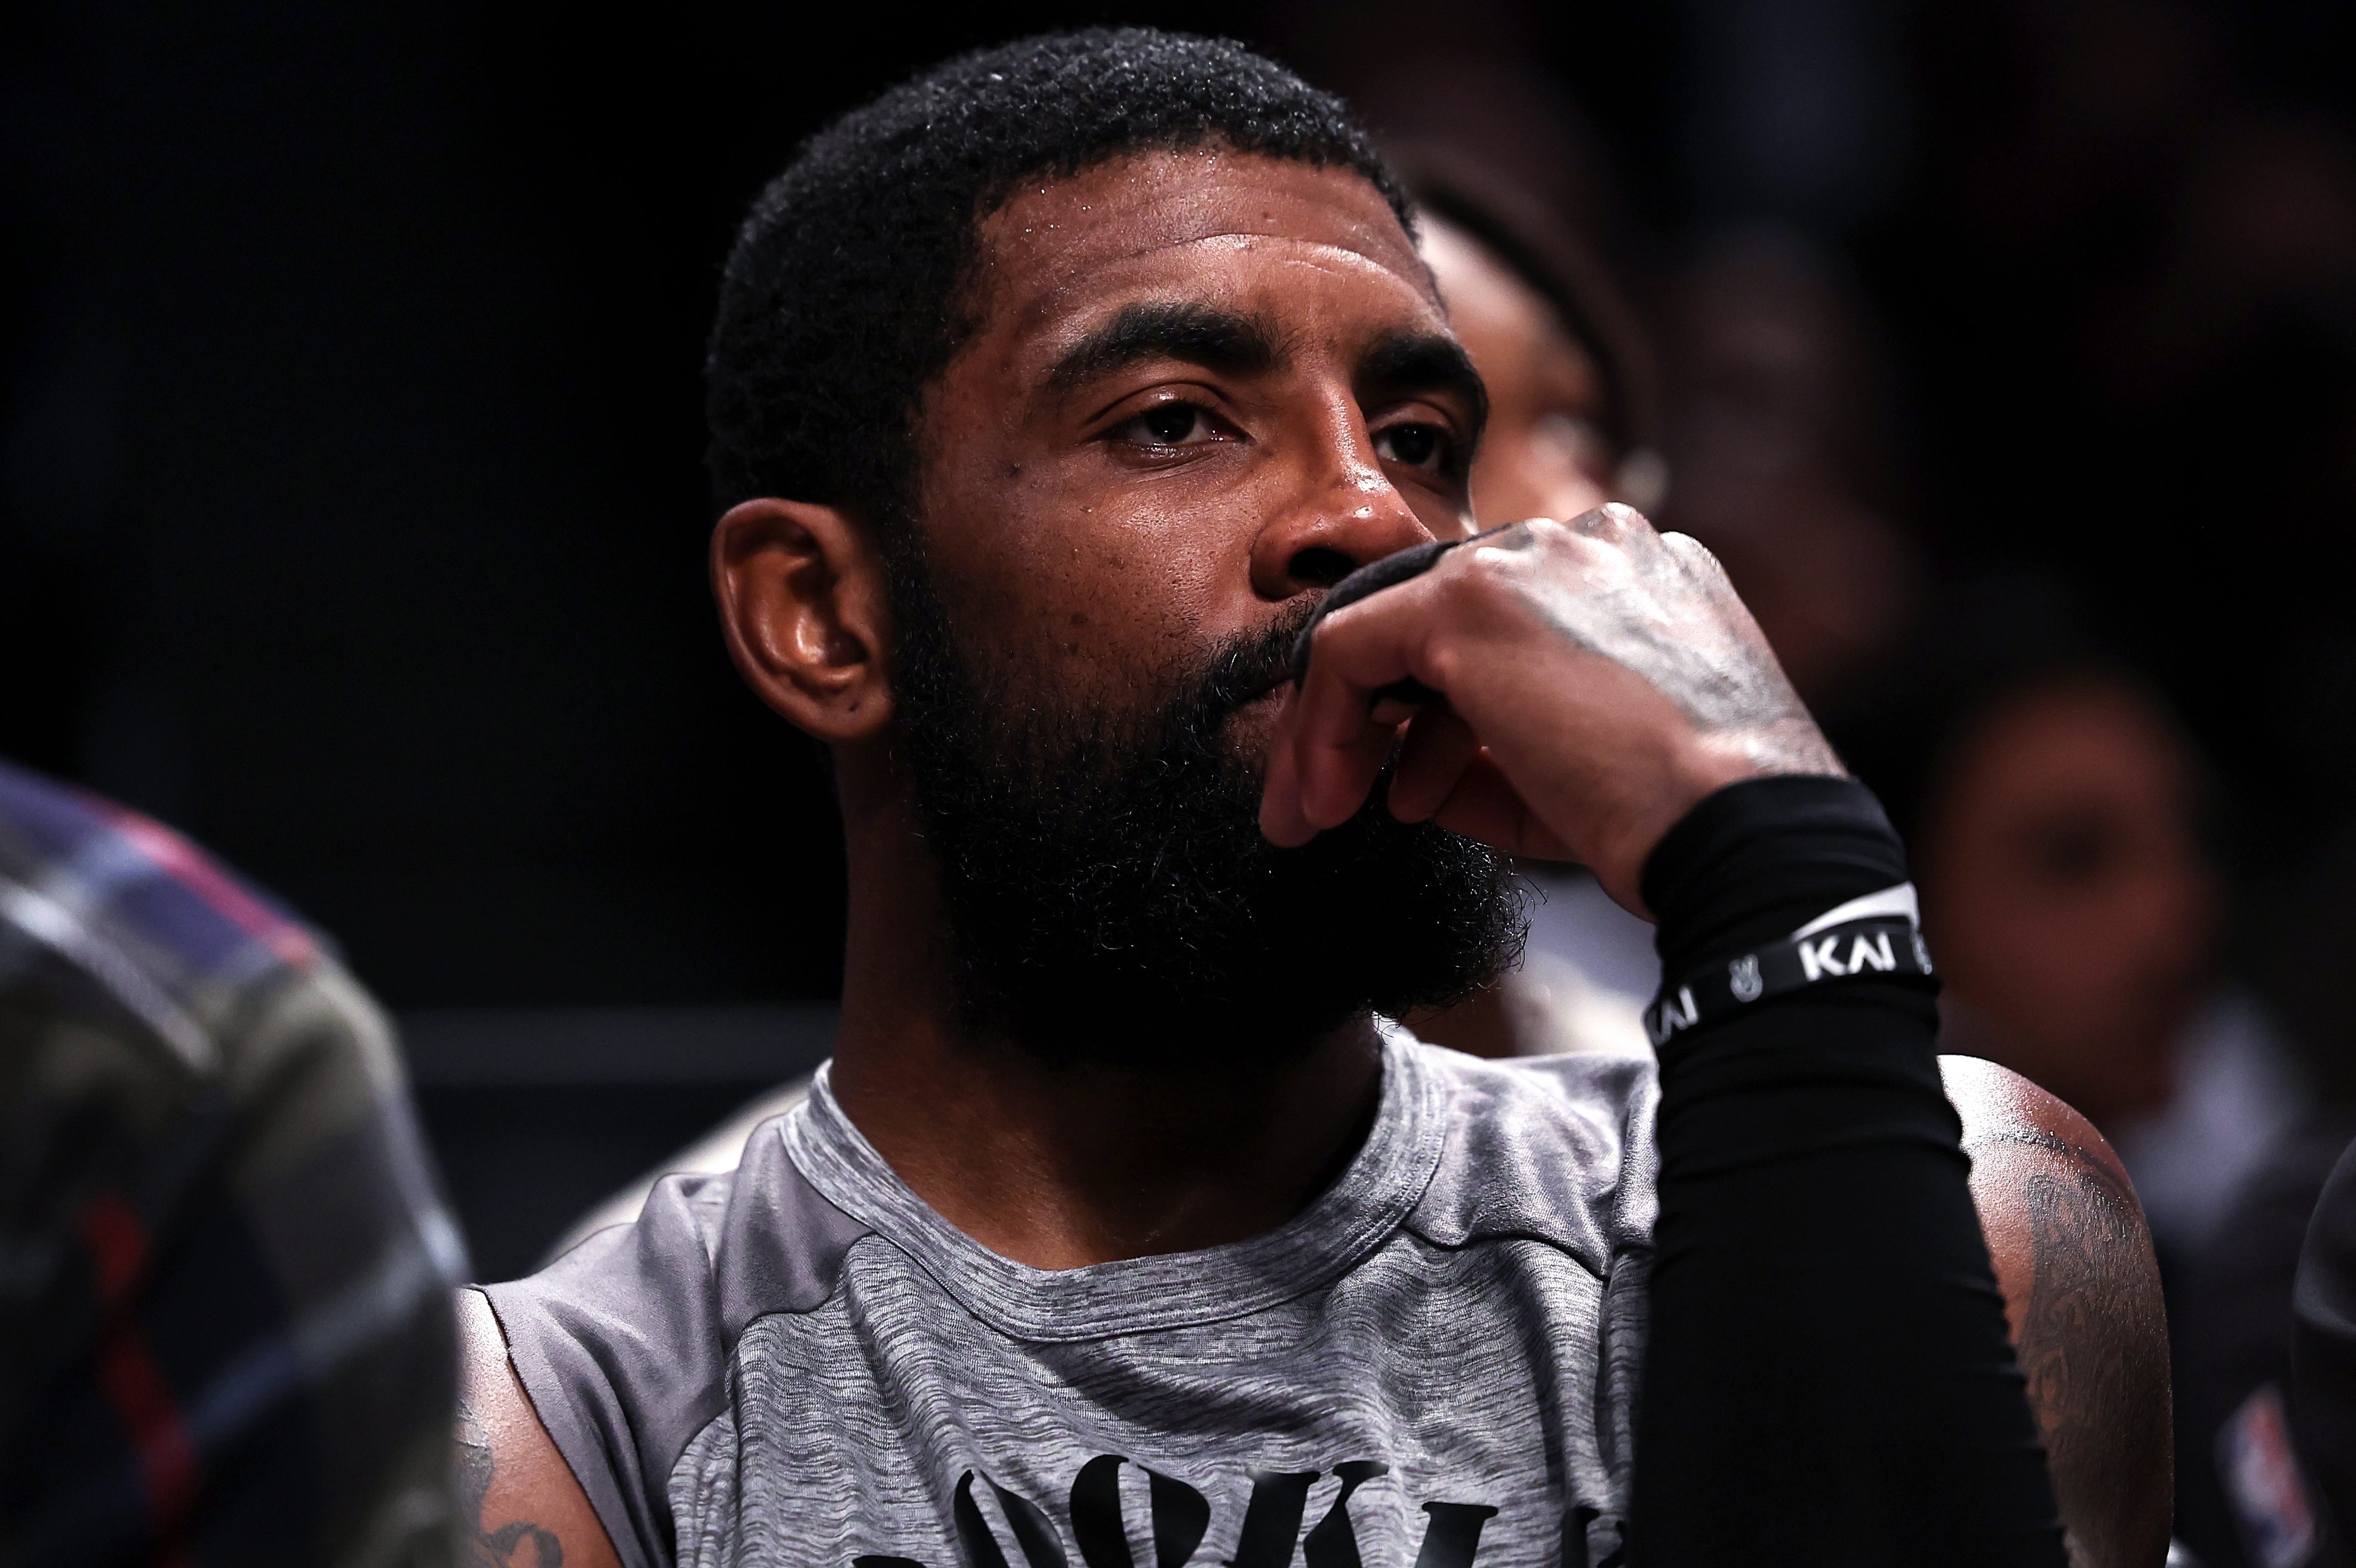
<box><xmin>483</xmin><ymin>1031</ymin><xmax>1658</xmax><ymax>1568</ymax></box>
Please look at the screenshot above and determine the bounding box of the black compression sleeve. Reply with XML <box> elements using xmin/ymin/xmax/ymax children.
<box><xmin>1628</xmin><ymin>775</ymin><xmax>2066</xmax><ymax>1567</ymax></box>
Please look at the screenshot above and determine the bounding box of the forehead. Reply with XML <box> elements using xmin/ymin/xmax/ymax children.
<box><xmin>1423</xmin><ymin>217</ymin><xmax>1563</xmax><ymax>344</ymax></box>
<box><xmin>966</xmin><ymin>150</ymin><xmax>1439</xmax><ymax>359</ymax></box>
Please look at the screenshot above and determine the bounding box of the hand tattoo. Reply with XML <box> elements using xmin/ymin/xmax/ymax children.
<box><xmin>1490</xmin><ymin>509</ymin><xmax>1844</xmax><ymax>778</ymax></box>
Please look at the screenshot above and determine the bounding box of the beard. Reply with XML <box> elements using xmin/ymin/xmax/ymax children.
<box><xmin>882</xmin><ymin>548</ymin><xmax>1527</xmax><ymax>1067</ymax></box>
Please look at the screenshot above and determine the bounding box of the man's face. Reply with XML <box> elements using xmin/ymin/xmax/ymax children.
<box><xmin>882</xmin><ymin>149</ymin><xmax>1521</xmax><ymax>1058</ymax></box>
<box><xmin>913</xmin><ymin>148</ymin><xmax>1486</xmax><ymax>763</ymax></box>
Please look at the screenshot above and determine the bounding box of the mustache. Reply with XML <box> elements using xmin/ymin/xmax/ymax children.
<box><xmin>1193</xmin><ymin>600</ymin><xmax>1321</xmax><ymax>728</ymax></box>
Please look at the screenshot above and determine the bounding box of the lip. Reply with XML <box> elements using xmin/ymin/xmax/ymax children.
<box><xmin>1214</xmin><ymin>683</ymin><xmax>1289</xmax><ymax>741</ymax></box>
<box><xmin>1236</xmin><ymin>682</ymin><xmax>1289</xmax><ymax>716</ymax></box>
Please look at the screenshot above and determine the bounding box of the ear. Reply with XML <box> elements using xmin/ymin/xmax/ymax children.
<box><xmin>710</xmin><ymin>498</ymin><xmax>893</xmax><ymax>742</ymax></box>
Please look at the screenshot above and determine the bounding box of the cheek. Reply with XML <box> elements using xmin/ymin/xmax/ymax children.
<box><xmin>922</xmin><ymin>430</ymin><xmax>1288</xmax><ymax>699</ymax></box>
<box><xmin>922</xmin><ymin>493</ymin><xmax>1233</xmax><ymax>704</ymax></box>
<box><xmin>1221</xmin><ymin>691</ymin><xmax>1288</xmax><ymax>772</ymax></box>
<box><xmin>1468</xmin><ymin>430</ymin><xmax>1544</xmax><ymax>525</ymax></box>
<box><xmin>1470</xmin><ymin>424</ymin><xmax>1611</xmax><ymax>527</ymax></box>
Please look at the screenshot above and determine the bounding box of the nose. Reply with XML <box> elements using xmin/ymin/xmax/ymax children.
<box><xmin>1248</xmin><ymin>409</ymin><xmax>1439</xmax><ymax>600</ymax></box>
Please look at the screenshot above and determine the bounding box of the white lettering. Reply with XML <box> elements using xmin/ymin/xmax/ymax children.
<box><xmin>1851</xmin><ymin>932</ymin><xmax>1897</xmax><ymax>972</ymax></box>
<box><xmin>1798</xmin><ymin>936</ymin><xmax>1846</xmax><ymax>981</ymax></box>
<box><xmin>1646</xmin><ymin>987</ymin><xmax>1699</xmax><ymax>1046</ymax></box>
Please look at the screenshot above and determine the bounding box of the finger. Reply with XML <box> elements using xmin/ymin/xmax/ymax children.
<box><xmin>1429</xmin><ymin>753</ymin><xmax>1579</xmax><ymax>860</ymax></box>
<box><xmin>1295</xmin><ymin>723</ymin><xmax>1404</xmax><ymax>833</ymax></box>
<box><xmin>1288</xmin><ymin>575</ymin><xmax>1451</xmax><ymax>829</ymax></box>
<box><xmin>1569</xmin><ymin>501</ymin><xmax>1650</xmax><ymax>542</ymax></box>
<box><xmin>1661</xmin><ymin>531</ymin><xmax>1737</xmax><ymax>603</ymax></box>
<box><xmin>1662</xmin><ymin>529</ymin><xmax>1778</xmax><ymax>647</ymax></box>
<box><xmin>1660</xmin><ymin>528</ymin><xmax>1723</xmax><ymax>576</ymax></box>
<box><xmin>1265</xmin><ymin>676</ymin><xmax>1398</xmax><ymax>841</ymax></box>
<box><xmin>1387</xmin><ymin>706</ymin><xmax>1483</xmax><ymax>823</ymax></box>
<box><xmin>1292</xmin><ymin>582</ymin><xmax>1437</xmax><ymax>744</ymax></box>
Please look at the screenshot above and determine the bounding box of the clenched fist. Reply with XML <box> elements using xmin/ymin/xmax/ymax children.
<box><xmin>1259</xmin><ymin>504</ymin><xmax>1845</xmax><ymax>913</ymax></box>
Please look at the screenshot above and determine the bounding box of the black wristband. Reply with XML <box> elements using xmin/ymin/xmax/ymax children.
<box><xmin>1644</xmin><ymin>897</ymin><xmax>1937</xmax><ymax>1046</ymax></box>
<box><xmin>1640</xmin><ymin>775</ymin><xmax>1936</xmax><ymax>1048</ymax></box>
<box><xmin>1643</xmin><ymin>775</ymin><xmax>1911</xmax><ymax>973</ymax></box>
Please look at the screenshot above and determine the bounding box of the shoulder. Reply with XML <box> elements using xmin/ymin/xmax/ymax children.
<box><xmin>0</xmin><ymin>760</ymin><xmax>327</xmax><ymax>1033</ymax></box>
<box><xmin>0</xmin><ymin>759</ymin><xmax>405</xmax><ymax>1122</ymax></box>
<box><xmin>1939</xmin><ymin>1056</ymin><xmax>2172</xmax><ymax>1568</ymax></box>
<box><xmin>1405</xmin><ymin>1040</ymin><xmax>1658</xmax><ymax>1264</ymax></box>
<box><xmin>482</xmin><ymin>1114</ymin><xmax>873</xmax><ymax>1565</ymax></box>
<box><xmin>1943</xmin><ymin>1055</ymin><xmax>2135</xmax><ymax>1193</ymax></box>
<box><xmin>1941</xmin><ymin>1056</ymin><xmax>2154</xmax><ymax>1333</ymax></box>
<box><xmin>1937</xmin><ymin>1054</ymin><xmax>2156</xmax><ymax>1361</ymax></box>
<box><xmin>544</xmin><ymin>1076</ymin><xmax>816</xmax><ymax>1263</ymax></box>
<box><xmin>459</xmin><ymin>1288</ymin><xmax>625</xmax><ymax>1568</ymax></box>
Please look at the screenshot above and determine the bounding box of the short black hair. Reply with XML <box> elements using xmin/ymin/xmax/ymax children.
<box><xmin>705</xmin><ymin>28</ymin><xmax>1412</xmax><ymax>533</ymax></box>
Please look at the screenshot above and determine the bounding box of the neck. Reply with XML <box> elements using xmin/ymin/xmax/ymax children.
<box><xmin>826</xmin><ymin>756</ymin><xmax>1385</xmax><ymax>1270</ymax></box>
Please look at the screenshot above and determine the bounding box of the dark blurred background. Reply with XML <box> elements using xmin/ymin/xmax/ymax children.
<box><xmin>6</xmin><ymin>3</ymin><xmax>2355</xmax><ymax>1556</ymax></box>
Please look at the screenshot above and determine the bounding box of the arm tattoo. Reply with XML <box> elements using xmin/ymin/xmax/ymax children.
<box><xmin>1974</xmin><ymin>1129</ymin><xmax>2171</xmax><ymax>1568</ymax></box>
<box><xmin>457</xmin><ymin>1399</ymin><xmax>566</xmax><ymax>1568</ymax></box>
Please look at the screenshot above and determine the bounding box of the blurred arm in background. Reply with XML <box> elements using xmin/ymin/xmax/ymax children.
<box><xmin>0</xmin><ymin>758</ymin><xmax>466</xmax><ymax>1568</ymax></box>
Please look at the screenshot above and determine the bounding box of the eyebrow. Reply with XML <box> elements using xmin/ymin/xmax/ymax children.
<box><xmin>1358</xmin><ymin>331</ymin><xmax>1491</xmax><ymax>450</ymax></box>
<box><xmin>1044</xmin><ymin>302</ymin><xmax>1283</xmax><ymax>394</ymax></box>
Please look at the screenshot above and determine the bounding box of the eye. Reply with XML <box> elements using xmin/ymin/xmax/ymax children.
<box><xmin>1113</xmin><ymin>402</ymin><xmax>1220</xmax><ymax>447</ymax></box>
<box><xmin>1375</xmin><ymin>422</ymin><xmax>1452</xmax><ymax>472</ymax></box>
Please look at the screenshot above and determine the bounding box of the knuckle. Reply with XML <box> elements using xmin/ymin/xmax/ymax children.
<box><xmin>1663</xmin><ymin>531</ymin><xmax>1732</xmax><ymax>582</ymax></box>
<box><xmin>1570</xmin><ymin>502</ymin><xmax>1650</xmax><ymax>542</ymax></box>
<box><xmin>1433</xmin><ymin>546</ymin><xmax>1507</xmax><ymax>613</ymax></box>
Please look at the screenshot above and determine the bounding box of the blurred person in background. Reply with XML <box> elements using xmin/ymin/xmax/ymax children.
<box><xmin>1910</xmin><ymin>659</ymin><xmax>2217</xmax><ymax>1141</ymax></box>
<box><xmin>1847</xmin><ymin>580</ymin><xmax>2348</xmax><ymax>1566</ymax></box>
<box><xmin>0</xmin><ymin>758</ymin><xmax>465</xmax><ymax>1566</ymax></box>
<box><xmin>1658</xmin><ymin>228</ymin><xmax>1925</xmax><ymax>739</ymax></box>
<box><xmin>1849</xmin><ymin>579</ymin><xmax>2289</xmax><ymax>1254</ymax></box>
<box><xmin>1881</xmin><ymin>15</ymin><xmax>2356</xmax><ymax>1557</ymax></box>
<box><xmin>2286</xmin><ymin>865</ymin><xmax>2356</xmax><ymax>1563</ymax></box>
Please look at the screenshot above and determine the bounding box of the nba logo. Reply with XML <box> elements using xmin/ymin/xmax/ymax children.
<box><xmin>2219</xmin><ymin>1383</ymin><xmax>2320</xmax><ymax>1568</ymax></box>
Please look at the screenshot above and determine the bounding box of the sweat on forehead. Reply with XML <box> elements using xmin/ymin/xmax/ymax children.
<box><xmin>705</xmin><ymin>28</ymin><xmax>1407</xmax><ymax>535</ymax></box>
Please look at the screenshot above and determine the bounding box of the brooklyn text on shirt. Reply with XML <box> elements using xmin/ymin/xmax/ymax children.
<box><xmin>849</xmin><ymin>1456</ymin><xmax>1626</xmax><ymax>1568</ymax></box>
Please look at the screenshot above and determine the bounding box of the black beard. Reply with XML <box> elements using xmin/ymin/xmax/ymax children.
<box><xmin>883</xmin><ymin>549</ymin><xmax>1527</xmax><ymax>1067</ymax></box>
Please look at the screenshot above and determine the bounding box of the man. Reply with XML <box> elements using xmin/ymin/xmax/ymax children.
<box><xmin>462</xmin><ymin>31</ymin><xmax>2167</xmax><ymax>1567</ymax></box>
<box><xmin>536</xmin><ymin>152</ymin><xmax>1662</xmax><ymax>1257</ymax></box>
<box><xmin>0</xmin><ymin>758</ymin><xmax>464</xmax><ymax>1566</ymax></box>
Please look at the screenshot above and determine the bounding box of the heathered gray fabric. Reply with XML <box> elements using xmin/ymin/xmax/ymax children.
<box><xmin>486</xmin><ymin>1029</ymin><xmax>1657</xmax><ymax>1568</ymax></box>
